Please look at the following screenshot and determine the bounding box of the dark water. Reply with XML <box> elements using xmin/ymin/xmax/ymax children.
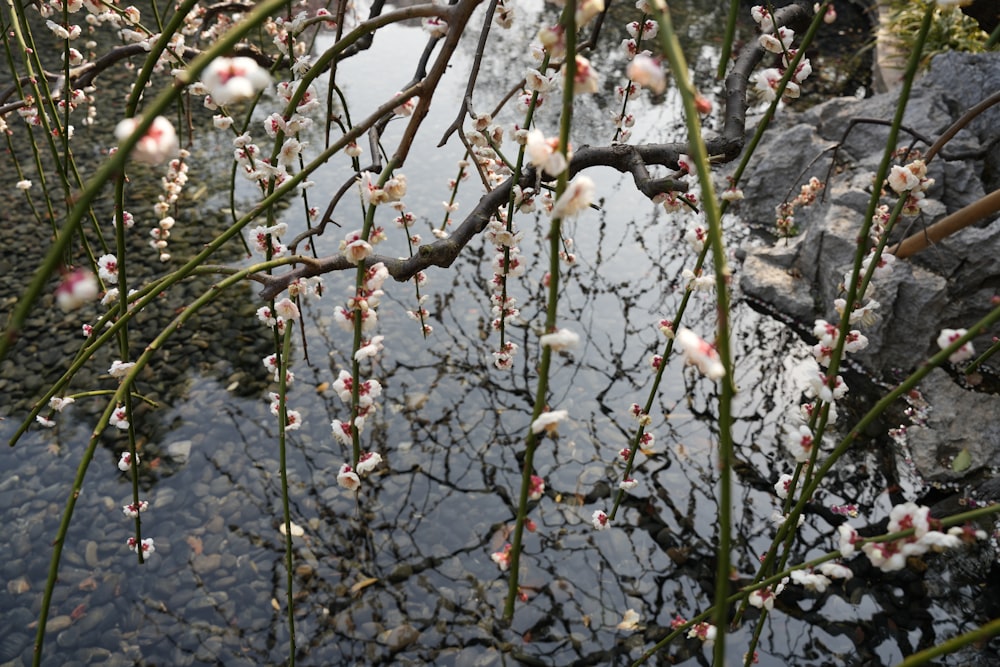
<box><xmin>2</xmin><ymin>1</ymin><xmax>995</xmax><ymax>666</ymax></box>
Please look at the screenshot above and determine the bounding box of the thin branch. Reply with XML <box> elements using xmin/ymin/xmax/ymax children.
<box><xmin>438</xmin><ymin>0</ymin><xmax>500</xmax><ymax>146</ymax></box>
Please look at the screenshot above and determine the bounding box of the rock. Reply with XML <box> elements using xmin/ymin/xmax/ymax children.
<box><xmin>166</xmin><ymin>440</ymin><xmax>193</xmax><ymax>463</ymax></box>
<box><xmin>906</xmin><ymin>369</ymin><xmax>1000</xmax><ymax>483</ymax></box>
<box><xmin>737</xmin><ymin>51</ymin><xmax>1000</xmax><ymax>374</ymax></box>
<box><xmin>379</xmin><ymin>624</ymin><xmax>420</xmax><ymax>653</ymax></box>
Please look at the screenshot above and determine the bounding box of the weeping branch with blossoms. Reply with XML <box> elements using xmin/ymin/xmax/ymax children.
<box><xmin>5</xmin><ymin>0</ymin><xmax>1000</xmax><ymax>665</ymax></box>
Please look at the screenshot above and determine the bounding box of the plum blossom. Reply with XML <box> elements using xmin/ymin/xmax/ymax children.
<box><xmin>748</xmin><ymin>580</ymin><xmax>785</xmax><ymax>610</ymax></box>
<box><xmin>109</xmin><ymin>406</ymin><xmax>130</xmax><ymax>430</ymax></box>
<box><xmin>592</xmin><ymin>509</ymin><xmax>610</xmax><ymax>530</ymax></box>
<box><xmin>337</xmin><ymin>463</ymin><xmax>361</xmax><ymax>490</ymax></box>
<box><xmin>627</xmin><ymin>54</ymin><xmax>666</xmax><ymax>94</ymax></box>
<box><xmin>540</xmin><ymin>328</ymin><xmax>580</xmax><ymax>351</ymax></box>
<box><xmin>341</xmin><ymin>229</ymin><xmax>373</xmax><ymax>264</ymax></box>
<box><xmin>759</xmin><ymin>27</ymin><xmax>794</xmax><ymax>54</ymax></box>
<box><xmin>524</xmin><ymin>68</ymin><xmax>554</xmax><ymax>93</ymax></box>
<box><xmin>525</xmin><ymin>130</ymin><xmax>568</xmax><ymax>176</ymax></box>
<box><xmin>108</xmin><ymin>360</ymin><xmax>135</xmax><ymax>379</ymax></box>
<box><xmin>49</xmin><ymin>396</ymin><xmax>75</xmax><ymax>412</ymax></box>
<box><xmin>491</xmin><ymin>543</ymin><xmax>512</xmax><ymax>571</ymax></box>
<box><xmin>122</xmin><ymin>500</ymin><xmax>149</xmax><ymax>518</ymax></box>
<box><xmin>274</xmin><ymin>298</ymin><xmax>300</xmax><ymax>321</ymax></box>
<box><xmin>551</xmin><ymin>176</ymin><xmax>595</xmax><ymax>219</ymax></box>
<box><xmin>862</xmin><ymin>540</ymin><xmax>906</xmax><ymax>572</ymax></box>
<box><xmin>818</xmin><ymin>562</ymin><xmax>853</xmax><ymax>580</ymax></box>
<box><xmin>97</xmin><ymin>254</ymin><xmax>118</xmax><ymax>283</ymax></box>
<box><xmin>786</xmin><ymin>425</ymin><xmax>815</xmax><ymax>462</ymax></box>
<box><xmin>616</xmin><ymin>608</ymin><xmax>641</xmax><ymax>631</ymax></box>
<box><xmin>570</xmin><ymin>56</ymin><xmax>599</xmax><ymax>94</ymax></box>
<box><xmin>532</xmin><ymin>409</ymin><xmax>568</xmax><ymax>435</ymax></box>
<box><xmin>790</xmin><ymin>568</ymin><xmax>831</xmax><ymax>593</ymax></box>
<box><xmin>127</xmin><ymin>537</ymin><xmax>155</xmax><ymax>555</ymax></box>
<box><xmin>354</xmin><ymin>335</ymin><xmax>385</xmax><ymax>361</ymax></box>
<box><xmin>55</xmin><ymin>268</ymin><xmax>98</xmax><ymax>311</ymax></box>
<box><xmin>774</xmin><ymin>473</ymin><xmax>793</xmax><ymax>499</ymax></box>
<box><xmin>114</xmin><ymin>116</ymin><xmax>179</xmax><ymax>165</ymax></box>
<box><xmin>750</xmin><ymin>5</ymin><xmax>776</xmax><ymax>32</ymax></box>
<box><xmin>687</xmin><ymin>622</ymin><xmax>717</xmax><ymax>646</ymax></box>
<box><xmin>837</xmin><ymin>523</ymin><xmax>861</xmax><ymax>557</ymax></box>
<box><xmin>676</xmin><ymin>328</ymin><xmax>725</xmax><ymax>380</ymax></box>
<box><xmin>887</xmin><ymin>164</ymin><xmax>920</xmax><ymax>193</ymax></box>
<box><xmin>118</xmin><ymin>451</ymin><xmax>139</xmax><ymax>471</ymax></box>
<box><xmin>356</xmin><ymin>451</ymin><xmax>382</xmax><ymax>475</ymax></box>
<box><xmin>625</xmin><ymin>19</ymin><xmax>657</xmax><ymax>40</ymax></box>
<box><xmin>937</xmin><ymin>328</ymin><xmax>975</xmax><ymax>363</ymax></box>
<box><xmin>888</xmin><ymin>502</ymin><xmax>931</xmax><ymax>539</ymax></box>
<box><xmin>200</xmin><ymin>57</ymin><xmax>272</xmax><ymax>106</ymax></box>
<box><xmin>423</xmin><ymin>17</ymin><xmax>448</xmax><ymax>38</ymax></box>
<box><xmin>528</xmin><ymin>475</ymin><xmax>545</xmax><ymax>501</ymax></box>
<box><xmin>575</xmin><ymin>0</ymin><xmax>604</xmax><ymax>27</ymax></box>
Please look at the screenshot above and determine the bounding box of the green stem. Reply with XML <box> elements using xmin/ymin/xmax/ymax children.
<box><xmin>277</xmin><ymin>322</ymin><xmax>297</xmax><ymax>666</ymax></box>
<box><xmin>503</xmin><ymin>2</ymin><xmax>576</xmax><ymax>622</ymax></box>
<box><xmin>716</xmin><ymin>0</ymin><xmax>740</xmax><ymax>79</ymax></box>
<box><xmin>654</xmin><ymin>4</ymin><xmax>733</xmax><ymax>662</ymax></box>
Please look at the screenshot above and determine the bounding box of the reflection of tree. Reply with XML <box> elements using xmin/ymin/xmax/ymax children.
<box><xmin>87</xmin><ymin>155</ymin><xmax>993</xmax><ymax>664</ymax></box>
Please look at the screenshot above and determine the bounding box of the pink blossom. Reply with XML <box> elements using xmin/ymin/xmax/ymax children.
<box><xmin>531</xmin><ymin>409</ymin><xmax>568</xmax><ymax>435</ymax></box>
<box><xmin>539</xmin><ymin>328</ymin><xmax>580</xmax><ymax>351</ymax></box>
<box><xmin>118</xmin><ymin>451</ymin><xmax>138</xmax><ymax>471</ymax></box>
<box><xmin>55</xmin><ymin>268</ymin><xmax>99</xmax><ymax>312</ymax></box>
<box><xmin>357</xmin><ymin>451</ymin><xmax>382</xmax><ymax>475</ymax></box>
<box><xmin>528</xmin><ymin>475</ymin><xmax>545</xmax><ymax>501</ymax></box>
<box><xmin>627</xmin><ymin>54</ymin><xmax>665</xmax><ymax>94</ymax></box>
<box><xmin>937</xmin><ymin>328</ymin><xmax>975</xmax><ymax>363</ymax></box>
<box><xmin>201</xmin><ymin>57</ymin><xmax>272</xmax><ymax>106</ymax></box>
<box><xmin>570</xmin><ymin>56</ymin><xmax>599</xmax><ymax>94</ymax></box>
<box><xmin>525</xmin><ymin>130</ymin><xmax>568</xmax><ymax>176</ymax></box>
<box><xmin>676</xmin><ymin>328</ymin><xmax>725</xmax><ymax>380</ymax></box>
<box><xmin>337</xmin><ymin>463</ymin><xmax>361</xmax><ymax>490</ymax></box>
<box><xmin>274</xmin><ymin>298</ymin><xmax>299</xmax><ymax>321</ymax></box>
<box><xmin>114</xmin><ymin>116</ymin><xmax>178</xmax><ymax>165</ymax></box>
<box><xmin>127</xmin><ymin>537</ymin><xmax>155</xmax><ymax>554</ymax></box>
<box><xmin>551</xmin><ymin>176</ymin><xmax>595</xmax><ymax>219</ymax></box>
<box><xmin>592</xmin><ymin>509</ymin><xmax>610</xmax><ymax>530</ymax></box>
<box><xmin>491</xmin><ymin>543</ymin><xmax>512</xmax><ymax>571</ymax></box>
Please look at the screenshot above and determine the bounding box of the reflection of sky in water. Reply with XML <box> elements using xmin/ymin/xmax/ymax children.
<box><xmin>0</xmin><ymin>4</ymin><xmax>992</xmax><ymax>666</ymax></box>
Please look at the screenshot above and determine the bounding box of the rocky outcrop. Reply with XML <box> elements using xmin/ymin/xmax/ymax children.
<box><xmin>736</xmin><ymin>51</ymin><xmax>1000</xmax><ymax>375</ymax></box>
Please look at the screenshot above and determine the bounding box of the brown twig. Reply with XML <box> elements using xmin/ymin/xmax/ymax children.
<box><xmin>889</xmin><ymin>187</ymin><xmax>1000</xmax><ymax>259</ymax></box>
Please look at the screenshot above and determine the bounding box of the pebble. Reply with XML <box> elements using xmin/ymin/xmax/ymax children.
<box><xmin>192</xmin><ymin>554</ymin><xmax>222</xmax><ymax>575</ymax></box>
<box><xmin>84</xmin><ymin>541</ymin><xmax>99</xmax><ymax>568</ymax></box>
<box><xmin>166</xmin><ymin>440</ymin><xmax>193</xmax><ymax>463</ymax></box>
<box><xmin>45</xmin><ymin>615</ymin><xmax>73</xmax><ymax>633</ymax></box>
<box><xmin>379</xmin><ymin>624</ymin><xmax>420</xmax><ymax>653</ymax></box>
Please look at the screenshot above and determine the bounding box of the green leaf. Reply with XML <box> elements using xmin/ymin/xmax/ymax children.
<box><xmin>952</xmin><ymin>448</ymin><xmax>972</xmax><ymax>473</ymax></box>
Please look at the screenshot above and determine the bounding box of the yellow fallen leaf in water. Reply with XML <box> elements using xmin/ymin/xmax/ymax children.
<box><xmin>351</xmin><ymin>577</ymin><xmax>379</xmax><ymax>595</ymax></box>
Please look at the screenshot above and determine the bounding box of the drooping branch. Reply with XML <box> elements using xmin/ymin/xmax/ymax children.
<box><xmin>252</xmin><ymin>3</ymin><xmax>811</xmax><ymax>298</ymax></box>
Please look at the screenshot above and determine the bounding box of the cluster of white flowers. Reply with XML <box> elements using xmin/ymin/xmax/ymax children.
<box><xmin>837</xmin><ymin>502</ymin><xmax>986</xmax><ymax>573</ymax></box>
<box><xmin>748</xmin><ymin>6</ymin><xmax>813</xmax><ymax>103</ymax></box>
<box><xmin>611</xmin><ymin>3</ymin><xmax>665</xmax><ymax>143</ymax></box>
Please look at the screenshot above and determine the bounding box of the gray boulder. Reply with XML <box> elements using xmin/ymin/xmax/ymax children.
<box><xmin>737</xmin><ymin>51</ymin><xmax>1000</xmax><ymax>374</ymax></box>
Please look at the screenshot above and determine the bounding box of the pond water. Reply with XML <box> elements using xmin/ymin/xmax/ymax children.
<box><xmin>1</xmin><ymin>1</ymin><xmax>997</xmax><ymax>666</ymax></box>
